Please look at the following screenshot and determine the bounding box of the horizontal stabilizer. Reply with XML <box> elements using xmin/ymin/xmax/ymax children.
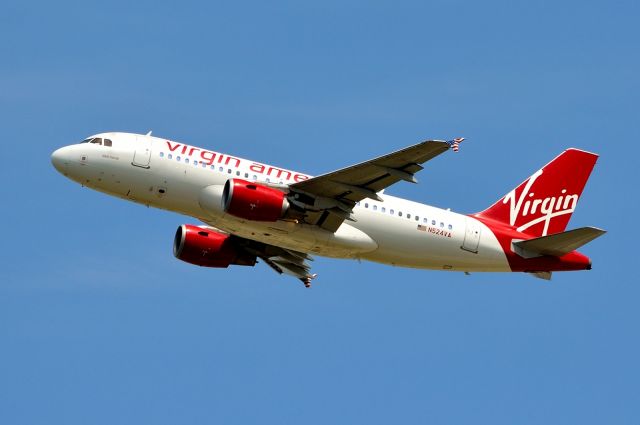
<box><xmin>514</xmin><ymin>226</ymin><xmax>606</xmax><ymax>258</ymax></box>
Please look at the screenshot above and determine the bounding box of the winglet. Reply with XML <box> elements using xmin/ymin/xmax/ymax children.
<box><xmin>447</xmin><ymin>137</ymin><xmax>465</xmax><ymax>152</ymax></box>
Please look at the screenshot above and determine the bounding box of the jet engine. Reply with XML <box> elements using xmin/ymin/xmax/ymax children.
<box><xmin>222</xmin><ymin>179</ymin><xmax>289</xmax><ymax>221</ymax></box>
<box><xmin>173</xmin><ymin>224</ymin><xmax>256</xmax><ymax>268</ymax></box>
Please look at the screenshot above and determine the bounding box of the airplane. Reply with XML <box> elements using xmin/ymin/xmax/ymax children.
<box><xmin>51</xmin><ymin>132</ymin><xmax>605</xmax><ymax>287</ymax></box>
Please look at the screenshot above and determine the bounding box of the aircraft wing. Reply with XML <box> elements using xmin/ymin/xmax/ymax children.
<box><xmin>230</xmin><ymin>235</ymin><xmax>317</xmax><ymax>287</ymax></box>
<box><xmin>289</xmin><ymin>140</ymin><xmax>452</xmax><ymax>231</ymax></box>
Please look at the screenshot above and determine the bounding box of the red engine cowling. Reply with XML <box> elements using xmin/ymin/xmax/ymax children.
<box><xmin>222</xmin><ymin>179</ymin><xmax>289</xmax><ymax>221</ymax></box>
<box><xmin>173</xmin><ymin>224</ymin><xmax>256</xmax><ymax>268</ymax></box>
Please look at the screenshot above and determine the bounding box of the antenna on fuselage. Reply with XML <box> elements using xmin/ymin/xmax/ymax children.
<box><xmin>146</xmin><ymin>130</ymin><xmax>152</xmax><ymax>136</ymax></box>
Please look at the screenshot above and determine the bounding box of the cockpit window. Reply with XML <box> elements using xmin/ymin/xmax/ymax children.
<box><xmin>80</xmin><ymin>137</ymin><xmax>112</xmax><ymax>145</ymax></box>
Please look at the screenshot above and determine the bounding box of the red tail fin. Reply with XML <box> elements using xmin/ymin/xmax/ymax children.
<box><xmin>476</xmin><ymin>148</ymin><xmax>598</xmax><ymax>237</ymax></box>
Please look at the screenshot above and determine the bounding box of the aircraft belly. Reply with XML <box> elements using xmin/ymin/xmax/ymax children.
<box><xmin>127</xmin><ymin>162</ymin><xmax>221</xmax><ymax>216</ymax></box>
<box><xmin>202</xmin><ymin>215</ymin><xmax>377</xmax><ymax>258</ymax></box>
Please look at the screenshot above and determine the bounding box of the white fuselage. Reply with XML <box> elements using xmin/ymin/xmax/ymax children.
<box><xmin>52</xmin><ymin>132</ymin><xmax>510</xmax><ymax>272</ymax></box>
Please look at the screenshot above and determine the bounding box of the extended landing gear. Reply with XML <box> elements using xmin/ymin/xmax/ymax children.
<box><xmin>299</xmin><ymin>274</ymin><xmax>318</xmax><ymax>288</ymax></box>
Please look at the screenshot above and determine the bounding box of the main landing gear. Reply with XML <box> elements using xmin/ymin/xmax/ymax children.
<box><xmin>300</xmin><ymin>274</ymin><xmax>318</xmax><ymax>288</ymax></box>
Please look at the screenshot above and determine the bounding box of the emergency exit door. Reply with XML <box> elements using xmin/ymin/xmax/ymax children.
<box><xmin>461</xmin><ymin>217</ymin><xmax>482</xmax><ymax>253</ymax></box>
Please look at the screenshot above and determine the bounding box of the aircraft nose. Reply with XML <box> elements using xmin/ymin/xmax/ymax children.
<box><xmin>51</xmin><ymin>146</ymin><xmax>70</xmax><ymax>173</ymax></box>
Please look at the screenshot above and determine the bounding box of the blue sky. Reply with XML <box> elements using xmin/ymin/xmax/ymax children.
<box><xmin>1</xmin><ymin>0</ymin><xmax>638</xmax><ymax>423</ymax></box>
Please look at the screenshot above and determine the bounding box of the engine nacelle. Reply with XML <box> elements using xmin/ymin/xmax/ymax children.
<box><xmin>222</xmin><ymin>179</ymin><xmax>289</xmax><ymax>222</ymax></box>
<box><xmin>173</xmin><ymin>224</ymin><xmax>256</xmax><ymax>268</ymax></box>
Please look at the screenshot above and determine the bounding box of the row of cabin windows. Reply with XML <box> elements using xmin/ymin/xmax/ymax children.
<box><xmin>160</xmin><ymin>152</ymin><xmax>453</xmax><ymax>230</ymax></box>
<box><xmin>158</xmin><ymin>150</ymin><xmax>451</xmax><ymax>229</ymax></box>
<box><xmin>158</xmin><ymin>152</ymin><xmax>284</xmax><ymax>184</ymax></box>
<box><xmin>359</xmin><ymin>201</ymin><xmax>454</xmax><ymax>230</ymax></box>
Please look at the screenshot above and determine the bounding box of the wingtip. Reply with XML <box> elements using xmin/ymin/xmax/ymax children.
<box><xmin>586</xmin><ymin>226</ymin><xmax>607</xmax><ymax>236</ymax></box>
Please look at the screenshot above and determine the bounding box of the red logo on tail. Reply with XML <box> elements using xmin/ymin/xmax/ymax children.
<box><xmin>476</xmin><ymin>148</ymin><xmax>598</xmax><ymax>237</ymax></box>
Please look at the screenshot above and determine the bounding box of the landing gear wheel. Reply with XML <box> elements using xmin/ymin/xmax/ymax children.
<box><xmin>300</xmin><ymin>274</ymin><xmax>318</xmax><ymax>288</ymax></box>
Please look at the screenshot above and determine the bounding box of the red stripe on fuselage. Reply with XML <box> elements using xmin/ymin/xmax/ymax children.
<box><xmin>472</xmin><ymin>214</ymin><xmax>591</xmax><ymax>272</ymax></box>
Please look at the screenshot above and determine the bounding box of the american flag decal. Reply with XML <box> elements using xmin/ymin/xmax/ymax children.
<box><xmin>417</xmin><ymin>224</ymin><xmax>427</xmax><ymax>231</ymax></box>
<box><xmin>447</xmin><ymin>137</ymin><xmax>465</xmax><ymax>152</ymax></box>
